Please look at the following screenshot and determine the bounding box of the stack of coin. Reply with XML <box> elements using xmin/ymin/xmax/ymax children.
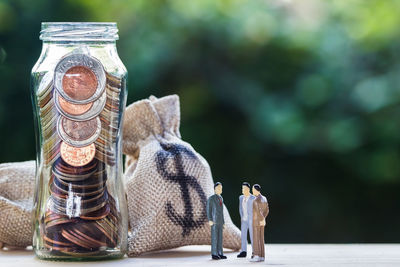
<box><xmin>36</xmin><ymin>52</ymin><xmax>122</xmax><ymax>255</ymax></box>
<box><xmin>37</xmin><ymin>71</ymin><xmax>61</xmax><ymax>165</ymax></box>
<box><xmin>95</xmin><ymin>73</ymin><xmax>122</xmax><ymax>166</ymax></box>
<box><xmin>49</xmin><ymin>158</ymin><xmax>107</xmax><ymax>215</ymax></box>
<box><xmin>42</xmin><ymin>197</ymin><xmax>120</xmax><ymax>254</ymax></box>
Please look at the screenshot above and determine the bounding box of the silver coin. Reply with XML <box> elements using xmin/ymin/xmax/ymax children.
<box><xmin>54</xmin><ymin>90</ymin><xmax>106</xmax><ymax>121</ymax></box>
<box><xmin>54</xmin><ymin>53</ymin><xmax>106</xmax><ymax>105</ymax></box>
<box><xmin>48</xmin><ymin>195</ymin><xmax>108</xmax><ymax>215</ymax></box>
<box><xmin>57</xmin><ymin>116</ymin><xmax>101</xmax><ymax>148</ymax></box>
<box><xmin>51</xmin><ymin>188</ymin><xmax>106</xmax><ymax>205</ymax></box>
<box><xmin>55</xmin><ymin>175</ymin><xmax>106</xmax><ymax>189</ymax></box>
<box><xmin>37</xmin><ymin>71</ymin><xmax>54</xmax><ymax>97</ymax></box>
<box><xmin>50</xmin><ymin>179</ymin><xmax>105</xmax><ymax>197</ymax></box>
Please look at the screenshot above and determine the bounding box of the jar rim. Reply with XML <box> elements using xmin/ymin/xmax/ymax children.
<box><xmin>40</xmin><ymin>22</ymin><xmax>119</xmax><ymax>42</ymax></box>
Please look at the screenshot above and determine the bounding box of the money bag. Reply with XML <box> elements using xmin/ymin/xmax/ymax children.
<box><xmin>0</xmin><ymin>161</ymin><xmax>35</xmax><ymax>248</ymax></box>
<box><xmin>123</xmin><ymin>95</ymin><xmax>241</xmax><ymax>256</ymax></box>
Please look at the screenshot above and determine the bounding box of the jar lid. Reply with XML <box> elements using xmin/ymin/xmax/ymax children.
<box><xmin>40</xmin><ymin>22</ymin><xmax>119</xmax><ymax>42</ymax></box>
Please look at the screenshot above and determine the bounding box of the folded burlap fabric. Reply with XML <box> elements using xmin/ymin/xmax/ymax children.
<box><xmin>0</xmin><ymin>94</ymin><xmax>241</xmax><ymax>255</ymax></box>
<box><xmin>123</xmin><ymin>95</ymin><xmax>241</xmax><ymax>256</ymax></box>
<box><xmin>0</xmin><ymin>161</ymin><xmax>35</xmax><ymax>248</ymax></box>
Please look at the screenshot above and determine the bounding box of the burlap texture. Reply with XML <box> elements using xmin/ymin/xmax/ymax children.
<box><xmin>0</xmin><ymin>160</ymin><xmax>35</xmax><ymax>248</ymax></box>
<box><xmin>123</xmin><ymin>95</ymin><xmax>241</xmax><ymax>256</ymax></box>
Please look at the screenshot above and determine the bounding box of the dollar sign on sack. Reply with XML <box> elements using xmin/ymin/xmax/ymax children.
<box><xmin>155</xmin><ymin>142</ymin><xmax>207</xmax><ymax>236</ymax></box>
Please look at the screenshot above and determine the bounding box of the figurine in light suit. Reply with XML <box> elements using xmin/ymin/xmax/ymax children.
<box><xmin>237</xmin><ymin>182</ymin><xmax>255</xmax><ymax>258</ymax></box>
<box><xmin>250</xmin><ymin>184</ymin><xmax>269</xmax><ymax>262</ymax></box>
<box><xmin>206</xmin><ymin>182</ymin><xmax>226</xmax><ymax>260</ymax></box>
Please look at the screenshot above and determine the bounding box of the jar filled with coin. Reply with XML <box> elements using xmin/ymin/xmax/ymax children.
<box><xmin>30</xmin><ymin>22</ymin><xmax>128</xmax><ymax>260</ymax></box>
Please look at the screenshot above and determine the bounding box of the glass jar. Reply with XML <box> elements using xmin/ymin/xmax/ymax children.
<box><xmin>30</xmin><ymin>22</ymin><xmax>128</xmax><ymax>261</ymax></box>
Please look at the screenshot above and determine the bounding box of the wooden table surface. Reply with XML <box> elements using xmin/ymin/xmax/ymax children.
<box><xmin>1</xmin><ymin>244</ymin><xmax>399</xmax><ymax>266</ymax></box>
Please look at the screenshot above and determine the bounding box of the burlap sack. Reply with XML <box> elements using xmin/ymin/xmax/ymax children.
<box><xmin>0</xmin><ymin>161</ymin><xmax>35</xmax><ymax>248</ymax></box>
<box><xmin>122</xmin><ymin>95</ymin><xmax>241</xmax><ymax>256</ymax></box>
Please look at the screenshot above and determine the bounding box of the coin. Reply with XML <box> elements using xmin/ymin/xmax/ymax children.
<box><xmin>57</xmin><ymin>117</ymin><xmax>101</xmax><ymax>148</ymax></box>
<box><xmin>49</xmin><ymin>196</ymin><xmax>108</xmax><ymax>215</ymax></box>
<box><xmin>44</xmin><ymin>242</ymin><xmax>73</xmax><ymax>252</ymax></box>
<box><xmin>54</xmin><ymin>173</ymin><xmax>106</xmax><ymax>189</ymax></box>
<box><xmin>94</xmin><ymin>150</ymin><xmax>116</xmax><ymax>166</ymax></box>
<box><xmin>106</xmin><ymin>72</ymin><xmax>122</xmax><ymax>92</ymax></box>
<box><xmin>45</xmin><ymin>148</ymin><xmax>60</xmax><ymax>166</ymax></box>
<box><xmin>58</xmin><ymin>95</ymin><xmax>93</xmax><ymax>116</ymax></box>
<box><xmin>94</xmin><ymin>220</ymin><xmax>116</xmax><ymax>247</ymax></box>
<box><xmin>50</xmin><ymin>181</ymin><xmax>105</xmax><ymax>198</ymax></box>
<box><xmin>46</xmin><ymin>217</ymin><xmax>75</xmax><ymax>228</ymax></box>
<box><xmin>61</xmin><ymin>249</ymin><xmax>107</xmax><ymax>256</ymax></box>
<box><xmin>62</xmin><ymin>228</ymin><xmax>93</xmax><ymax>249</ymax></box>
<box><xmin>43</xmin><ymin>232</ymin><xmax>72</xmax><ymax>247</ymax></box>
<box><xmin>54</xmin><ymin>53</ymin><xmax>106</xmax><ymax>104</ymax></box>
<box><xmin>80</xmin><ymin>204</ymin><xmax>110</xmax><ymax>220</ymax></box>
<box><xmin>62</xmin><ymin>66</ymin><xmax>98</xmax><ymax>101</ymax></box>
<box><xmin>73</xmin><ymin>227</ymin><xmax>108</xmax><ymax>247</ymax></box>
<box><xmin>60</xmin><ymin>142</ymin><xmax>96</xmax><ymax>167</ymax></box>
<box><xmin>62</xmin><ymin>117</ymin><xmax>98</xmax><ymax>141</ymax></box>
<box><xmin>52</xmin><ymin>157</ymin><xmax>99</xmax><ymax>181</ymax></box>
<box><xmin>54</xmin><ymin>90</ymin><xmax>106</xmax><ymax>121</ymax></box>
<box><xmin>38</xmin><ymin>89</ymin><xmax>53</xmax><ymax>109</ymax></box>
<box><xmin>43</xmin><ymin>137</ymin><xmax>61</xmax><ymax>165</ymax></box>
<box><xmin>50</xmin><ymin>190</ymin><xmax>107</xmax><ymax>211</ymax></box>
<box><xmin>37</xmin><ymin>71</ymin><xmax>53</xmax><ymax>97</ymax></box>
<box><xmin>54</xmin><ymin>156</ymin><xmax>98</xmax><ymax>174</ymax></box>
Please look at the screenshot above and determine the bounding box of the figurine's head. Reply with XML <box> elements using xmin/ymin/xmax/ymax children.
<box><xmin>242</xmin><ymin>182</ymin><xmax>251</xmax><ymax>196</ymax></box>
<box><xmin>252</xmin><ymin>184</ymin><xmax>261</xmax><ymax>196</ymax></box>
<box><xmin>214</xmin><ymin>182</ymin><xmax>223</xmax><ymax>195</ymax></box>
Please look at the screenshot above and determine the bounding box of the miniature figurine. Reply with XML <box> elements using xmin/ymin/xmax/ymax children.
<box><xmin>237</xmin><ymin>182</ymin><xmax>255</xmax><ymax>258</ymax></box>
<box><xmin>250</xmin><ymin>184</ymin><xmax>269</xmax><ymax>262</ymax></box>
<box><xmin>206</xmin><ymin>182</ymin><xmax>227</xmax><ymax>260</ymax></box>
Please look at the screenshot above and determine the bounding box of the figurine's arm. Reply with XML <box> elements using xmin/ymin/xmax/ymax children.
<box><xmin>263</xmin><ymin>199</ymin><xmax>269</xmax><ymax>218</ymax></box>
<box><xmin>260</xmin><ymin>198</ymin><xmax>269</xmax><ymax>226</ymax></box>
<box><xmin>248</xmin><ymin>196</ymin><xmax>254</xmax><ymax>221</ymax></box>
<box><xmin>206</xmin><ymin>196</ymin><xmax>213</xmax><ymax>226</ymax></box>
<box><xmin>239</xmin><ymin>196</ymin><xmax>242</xmax><ymax>219</ymax></box>
<box><xmin>222</xmin><ymin>206</ymin><xmax>225</xmax><ymax>225</ymax></box>
<box><xmin>254</xmin><ymin>199</ymin><xmax>265</xmax><ymax>226</ymax></box>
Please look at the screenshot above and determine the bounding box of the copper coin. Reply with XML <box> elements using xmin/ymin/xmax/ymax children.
<box><xmin>60</xmin><ymin>141</ymin><xmax>96</xmax><ymax>167</ymax></box>
<box><xmin>54</xmin><ymin>53</ymin><xmax>106</xmax><ymax>105</ymax></box>
<box><xmin>43</xmin><ymin>233</ymin><xmax>72</xmax><ymax>247</ymax></box>
<box><xmin>54</xmin><ymin>157</ymin><xmax>98</xmax><ymax>174</ymax></box>
<box><xmin>46</xmin><ymin>217</ymin><xmax>75</xmax><ymax>228</ymax></box>
<box><xmin>54</xmin><ymin>90</ymin><xmax>106</xmax><ymax>122</ymax></box>
<box><xmin>80</xmin><ymin>204</ymin><xmax>110</xmax><ymax>220</ymax></box>
<box><xmin>58</xmin><ymin>95</ymin><xmax>93</xmax><ymax>116</ymax></box>
<box><xmin>54</xmin><ymin>173</ymin><xmax>107</xmax><ymax>189</ymax></box>
<box><xmin>79</xmin><ymin>223</ymin><xmax>115</xmax><ymax>248</ymax></box>
<box><xmin>62</xmin><ymin>66</ymin><xmax>98</xmax><ymax>101</ymax></box>
<box><xmin>44</xmin><ymin>242</ymin><xmax>73</xmax><ymax>252</ymax></box>
<box><xmin>62</xmin><ymin>229</ymin><xmax>93</xmax><ymax>249</ymax></box>
<box><xmin>61</xmin><ymin>117</ymin><xmax>98</xmax><ymax>141</ymax></box>
<box><xmin>94</xmin><ymin>221</ymin><xmax>116</xmax><ymax>246</ymax></box>
<box><xmin>73</xmin><ymin>228</ymin><xmax>107</xmax><ymax>247</ymax></box>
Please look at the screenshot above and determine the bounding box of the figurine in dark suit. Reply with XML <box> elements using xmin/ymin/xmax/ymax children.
<box><xmin>250</xmin><ymin>184</ymin><xmax>269</xmax><ymax>262</ymax></box>
<box><xmin>206</xmin><ymin>182</ymin><xmax>226</xmax><ymax>260</ymax></box>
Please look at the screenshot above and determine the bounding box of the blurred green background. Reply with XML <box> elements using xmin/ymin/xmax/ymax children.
<box><xmin>1</xmin><ymin>0</ymin><xmax>400</xmax><ymax>243</ymax></box>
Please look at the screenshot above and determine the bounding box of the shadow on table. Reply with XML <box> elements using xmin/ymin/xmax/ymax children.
<box><xmin>0</xmin><ymin>245</ymin><xmax>33</xmax><ymax>254</ymax></box>
<box><xmin>138</xmin><ymin>246</ymin><xmax>237</xmax><ymax>259</ymax></box>
<box><xmin>138</xmin><ymin>250</ymin><xmax>211</xmax><ymax>259</ymax></box>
